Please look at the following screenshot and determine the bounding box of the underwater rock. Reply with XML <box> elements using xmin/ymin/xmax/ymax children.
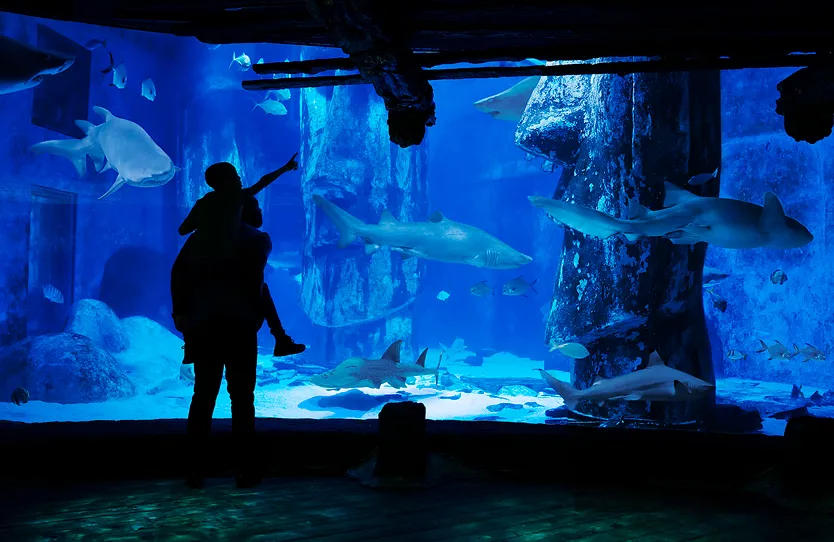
<box><xmin>472</xmin><ymin>415</ymin><xmax>503</xmax><ymax>422</ymax></box>
<box><xmin>545</xmin><ymin>406</ymin><xmax>604</xmax><ymax>422</ymax></box>
<box><xmin>702</xmin><ymin>404</ymin><xmax>763</xmax><ymax>433</ymax></box>
<box><xmin>98</xmin><ymin>246</ymin><xmax>172</xmax><ymax>325</ymax></box>
<box><xmin>116</xmin><ymin>316</ymin><xmax>183</xmax><ymax>394</ymax></box>
<box><xmin>463</xmin><ymin>356</ymin><xmax>484</xmax><ymax>367</ymax></box>
<box><xmin>497</xmin><ymin>385</ymin><xmax>536</xmax><ymax>397</ymax></box>
<box><xmin>486</xmin><ymin>402</ymin><xmax>525</xmax><ymax>413</ymax></box>
<box><xmin>66</xmin><ymin>298</ymin><xmax>129</xmax><ymax>353</ymax></box>
<box><xmin>0</xmin><ymin>332</ymin><xmax>135</xmax><ymax>403</ymax></box>
<box><xmin>770</xmin><ymin>405</ymin><xmax>810</xmax><ymax>421</ymax></box>
<box><xmin>520</xmin><ymin>63</ymin><xmax>720</xmax><ymax>423</ymax></box>
<box><xmin>304</xmin><ymin>389</ymin><xmax>408</xmax><ymax>413</ymax></box>
<box><xmin>438</xmin><ymin>393</ymin><xmax>462</xmax><ymax>400</ymax></box>
<box><xmin>299</xmin><ymin>46</ymin><xmax>428</xmax><ymax>364</ymax></box>
<box><xmin>514</xmin><ymin>66</ymin><xmax>587</xmax><ymax>166</ymax></box>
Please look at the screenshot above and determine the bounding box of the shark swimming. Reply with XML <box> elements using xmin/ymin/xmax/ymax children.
<box><xmin>536</xmin><ymin>351</ymin><xmax>715</xmax><ymax>411</ymax></box>
<box><xmin>30</xmin><ymin>106</ymin><xmax>180</xmax><ymax>199</ymax></box>
<box><xmin>473</xmin><ymin>76</ymin><xmax>540</xmax><ymax>121</ymax></box>
<box><xmin>312</xmin><ymin>195</ymin><xmax>533</xmax><ymax>269</ymax></box>
<box><xmin>309</xmin><ymin>340</ymin><xmax>442</xmax><ymax>389</ymax></box>
<box><xmin>0</xmin><ymin>35</ymin><xmax>75</xmax><ymax>95</ymax></box>
<box><xmin>529</xmin><ymin>182</ymin><xmax>813</xmax><ymax>250</ymax></box>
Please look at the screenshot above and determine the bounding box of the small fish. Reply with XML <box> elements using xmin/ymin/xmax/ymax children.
<box><xmin>11</xmin><ymin>387</ymin><xmax>29</xmax><ymax>405</ymax></box>
<box><xmin>770</xmin><ymin>269</ymin><xmax>788</xmax><ymax>285</ymax></box>
<box><xmin>252</xmin><ymin>99</ymin><xmax>288</xmax><ymax>116</ymax></box>
<box><xmin>140</xmin><ymin>78</ymin><xmax>156</xmax><ymax>101</ymax></box>
<box><xmin>706</xmin><ymin>289</ymin><xmax>727</xmax><ymax>312</ymax></box>
<box><xmin>265</xmin><ymin>88</ymin><xmax>291</xmax><ymax>102</ymax></box>
<box><xmin>229</xmin><ymin>51</ymin><xmax>251</xmax><ymax>71</ymax></box>
<box><xmin>470</xmin><ymin>281</ymin><xmax>493</xmax><ymax>297</ymax></box>
<box><xmin>84</xmin><ymin>38</ymin><xmax>107</xmax><ymax>51</ymax></box>
<box><xmin>702</xmin><ymin>266</ymin><xmax>730</xmax><ymax>289</ymax></box>
<box><xmin>791</xmin><ymin>383</ymin><xmax>804</xmax><ymax>400</ymax></box>
<box><xmin>726</xmin><ymin>349</ymin><xmax>746</xmax><ymax>361</ymax></box>
<box><xmin>293</xmin><ymin>273</ymin><xmax>302</xmax><ymax>285</ymax></box>
<box><xmin>810</xmin><ymin>391</ymin><xmax>823</xmax><ymax>406</ymax></box>
<box><xmin>549</xmin><ymin>342</ymin><xmax>590</xmax><ymax>359</ymax></box>
<box><xmin>436</xmin><ymin>290</ymin><xmax>450</xmax><ymax>301</ymax></box>
<box><xmin>541</xmin><ymin>160</ymin><xmax>556</xmax><ymax>173</ymax></box>
<box><xmin>794</xmin><ymin>343</ymin><xmax>826</xmax><ymax>362</ymax></box>
<box><xmin>687</xmin><ymin>167</ymin><xmax>719</xmax><ymax>186</ymax></box>
<box><xmin>502</xmin><ymin>276</ymin><xmax>538</xmax><ymax>297</ymax></box>
<box><xmin>42</xmin><ymin>284</ymin><xmax>64</xmax><ymax>304</ymax></box>
<box><xmin>756</xmin><ymin>339</ymin><xmax>794</xmax><ymax>361</ymax></box>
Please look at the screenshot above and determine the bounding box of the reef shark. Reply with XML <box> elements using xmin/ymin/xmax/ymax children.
<box><xmin>473</xmin><ymin>76</ymin><xmax>540</xmax><ymax>121</ymax></box>
<box><xmin>30</xmin><ymin>106</ymin><xmax>180</xmax><ymax>199</ymax></box>
<box><xmin>312</xmin><ymin>195</ymin><xmax>533</xmax><ymax>269</ymax></box>
<box><xmin>529</xmin><ymin>182</ymin><xmax>813</xmax><ymax>250</ymax></box>
<box><xmin>536</xmin><ymin>351</ymin><xmax>715</xmax><ymax>410</ymax></box>
<box><xmin>309</xmin><ymin>340</ymin><xmax>442</xmax><ymax>389</ymax></box>
<box><xmin>0</xmin><ymin>35</ymin><xmax>75</xmax><ymax>95</ymax></box>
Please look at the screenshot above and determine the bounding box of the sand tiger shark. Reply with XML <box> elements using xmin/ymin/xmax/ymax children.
<box><xmin>312</xmin><ymin>195</ymin><xmax>532</xmax><ymax>269</ymax></box>
<box><xmin>0</xmin><ymin>35</ymin><xmax>75</xmax><ymax>95</ymax></box>
<box><xmin>309</xmin><ymin>340</ymin><xmax>443</xmax><ymax>389</ymax></box>
<box><xmin>529</xmin><ymin>182</ymin><xmax>813</xmax><ymax>249</ymax></box>
<box><xmin>536</xmin><ymin>351</ymin><xmax>715</xmax><ymax>410</ymax></box>
<box><xmin>30</xmin><ymin>106</ymin><xmax>180</xmax><ymax>199</ymax></box>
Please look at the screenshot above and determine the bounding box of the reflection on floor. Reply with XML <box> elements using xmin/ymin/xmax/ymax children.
<box><xmin>0</xmin><ymin>476</ymin><xmax>832</xmax><ymax>541</ymax></box>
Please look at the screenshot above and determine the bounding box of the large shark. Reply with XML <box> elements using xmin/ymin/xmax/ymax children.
<box><xmin>0</xmin><ymin>35</ymin><xmax>75</xmax><ymax>95</ymax></box>
<box><xmin>30</xmin><ymin>106</ymin><xmax>180</xmax><ymax>199</ymax></box>
<box><xmin>309</xmin><ymin>340</ymin><xmax>442</xmax><ymax>389</ymax></box>
<box><xmin>312</xmin><ymin>195</ymin><xmax>532</xmax><ymax>269</ymax></box>
<box><xmin>529</xmin><ymin>182</ymin><xmax>813</xmax><ymax>249</ymax></box>
<box><xmin>473</xmin><ymin>76</ymin><xmax>540</xmax><ymax>121</ymax></box>
<box><xmin>537</xmin><ymin>351</ymin><xmax>715</xmax><ymax>411</ymax></box>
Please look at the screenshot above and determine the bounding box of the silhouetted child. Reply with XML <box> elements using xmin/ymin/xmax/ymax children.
<box><xmin>178</xmin><ymin>153</ymin><xmax>298</xmax><ymax>261</ymax></box>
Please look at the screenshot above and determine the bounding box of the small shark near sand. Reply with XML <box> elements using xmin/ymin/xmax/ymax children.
<box><xmin>309</xmin><ymin>340</ymin><xmax>442</xmax><ymax>390</ymax></box>
<box><xmin>312</xmin><ymin>195</ymin><xmax>532</xmax><ymax>269</ymax></box>
<box><xmin>529</xmin><ymin>182</ymin><xmax>813</xmax><ymax>250</ymax></box>
<box><xmin>30</xmin><ymin>106</ymin><xmax>180</xmax><ymax>199</ymax></box>
<box><xmin>536</xmin><ymin>351</ymin><xmax>715</xmax><ymax>410</ymax></box>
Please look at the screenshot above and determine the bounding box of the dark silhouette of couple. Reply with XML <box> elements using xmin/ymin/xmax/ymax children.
<box><xmin>171</xmin><ymin>153</ymin><xmax>304</xmax><ymax>489</ymax></box>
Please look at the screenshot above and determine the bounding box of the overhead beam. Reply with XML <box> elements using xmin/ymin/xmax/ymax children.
<box><xmin>243</xmin><ymin>54</ymin><xmax>832</xmax><ymax>91</ymax></box>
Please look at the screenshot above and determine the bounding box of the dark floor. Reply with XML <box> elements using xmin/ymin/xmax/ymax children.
<box><xmin>0</xmin><ymin>476</ymin><xmax>831</xmax><ymax>541</ymax></box>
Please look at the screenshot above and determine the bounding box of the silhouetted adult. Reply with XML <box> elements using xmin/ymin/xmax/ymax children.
<box><xmin>171</xmin><ymin>196</ymin><xmax>281</xmax><ymax>489</ymax></box>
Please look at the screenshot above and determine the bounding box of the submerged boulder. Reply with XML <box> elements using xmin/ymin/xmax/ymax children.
<box><xmin>116</xmin><ymin>316</ymin><xmax>184</xmax><ymax>393</ymax></box>
<box><xmin>66</xmin><ymin>298</ymin><xmax>129</xmax><ymax>353</ymax></box>
<box><xmin>0</xmin><ymin>332</ymin><xmax>135</xmax><ymax>404</ymax></box>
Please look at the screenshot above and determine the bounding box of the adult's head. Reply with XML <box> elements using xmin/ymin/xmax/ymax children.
<box><xmin>205</xmin><ymin>162</ymin><xmax>241</xmax><ymax>191</ymax></box>
<box><xmin>241</xmin><ymin>196</ymin><xmax>263</xmax><ymax>229</ymax></box>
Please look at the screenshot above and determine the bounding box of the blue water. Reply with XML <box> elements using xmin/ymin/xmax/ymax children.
<box><xmin>0</xmin><ymin>12</ymin><xmax>831</xmax><ymax>435</ymax></box>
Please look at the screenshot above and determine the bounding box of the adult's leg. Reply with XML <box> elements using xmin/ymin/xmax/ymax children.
<box><xmin>186</xmin><ymin>342</ymin><xmax>225</xmax><ymax>483</ymax></box>
<box><xmin>224</xmin><ymin>329</ymin><xmax>259</xmax><ymax>484</ymax></box>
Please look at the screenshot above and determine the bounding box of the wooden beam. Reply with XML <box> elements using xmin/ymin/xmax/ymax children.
<box><xmin>243</xmin><ymin>54</ymin><xmax>832</xmax><ymax>91</ymax></box>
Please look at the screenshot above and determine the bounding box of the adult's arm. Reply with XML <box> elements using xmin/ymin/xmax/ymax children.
<box><xmin>170</xmin><ymin>235</ymin><xmax>196</xmax><ymax>330</ymax></box>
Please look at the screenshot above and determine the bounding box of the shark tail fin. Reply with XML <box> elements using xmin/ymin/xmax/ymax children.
<box><xmin>537</xmin><ymin>369</ymin><xmax>580</xmax><ymax>410</ymax></box>
<box><xmin>435</xmin><ymin>350</ymin><xmax>444</xmax><ymax>386</ymax></box>
<box><xmin>529</xmin><ymin>278</ymin><xmax>537</xmax><ymax>294</ymax></box>
<box><xmin>101</xmin><ymin>52</ymin><xmax>114</xmax><ymax>74</ymax></box>
<box><xmin>312</xmin><ymin>194</ymin><xmax>368</xmax><ymax>249</ymax></box>
<box><xmin>29</xmin><ymin>138</ymin><xmax>93</xmax><ymax>177</ymax></box>
<box><xmin>623</xmin><ymin>232</ymin><xmax>646</xmax><ymax>242</ymax></box>
<box><xmin>756</xmin><ymin>339</ymin><xmax>767</xmax><ymax>353</ymax></box>
<box><xmin>415</xmin><ymin>348</ymin><xmax>428</xmax><ymax>368</ymax></box>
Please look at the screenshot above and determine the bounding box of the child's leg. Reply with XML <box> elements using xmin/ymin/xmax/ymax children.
<box><xmin>262</xmin><ymin>283</ymin><xmax>306</xmax><ymax>357</ymax></box>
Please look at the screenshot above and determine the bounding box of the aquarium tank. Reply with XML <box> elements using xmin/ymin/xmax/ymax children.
<box><xmin>0</xmin><ymin>12</ymin><xmax>831</xmax><ymax>437</ymax></box>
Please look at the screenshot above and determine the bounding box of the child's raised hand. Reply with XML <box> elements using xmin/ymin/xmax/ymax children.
<box><xmin>281</xmin><ymin>152</ymin><xmax>299</xmax><ymax>172</ymax></box>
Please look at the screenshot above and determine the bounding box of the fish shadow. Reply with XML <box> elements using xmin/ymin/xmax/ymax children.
<box><xmin>298</xmin><ymin>389</ymin><xmax>412</xmax><ymax>418</ymax></box>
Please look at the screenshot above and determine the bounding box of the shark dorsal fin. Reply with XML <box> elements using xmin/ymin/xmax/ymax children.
<box><xmin>415</xmin><ymin>348</ymin><xmax>428</xmax><ymax>367</ymax></box>
<box><xmin>662</xmin><ymin>182</ymin><xmax>699</xmax><ymax>208</ymax></box>
<box><xmin>592</xmin><ymin>376</ymin><xmax>606</xmax><ymax>386</ymax></box>
<box><xmin>759</xmin><ymin>192</ymin><xmax>787</xmax><ymax>234</ymax></box>
<box><xmin>379</xmin><ymin>210</ymin><xmax>398</xmax><ymax>224</ymax></box>
<box><xmin>673</xmin><ymin>380</ymin><xmax>690</xmax><ymax>395</ymax></box>
<box><xmin>380</xmin><ymin>340</ymin><xmax>402</xmax><ymax>363</ymax></box>
<box><xmin>92</xmin><ymin>106</ymin><xmax>114</xmax><ymax>121</ymax></box>
<box><xmin>647</xmin><ymin>352</ymin><xmax>665</xmax><ymax>367</ymax></box>
<box><xmin>627</xmin><ymin>199</ymin><xmax>649</xmax><ymax>220</ymax></box>
<box><xmin>428</xmin><ymin>211</ymin><xmax>446</xmax><ymax>223</ymax></box>
<box><xmin>75</xmin><ymin>120</ymin><xmax>96</xmax><ymax>135</ymax></box>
